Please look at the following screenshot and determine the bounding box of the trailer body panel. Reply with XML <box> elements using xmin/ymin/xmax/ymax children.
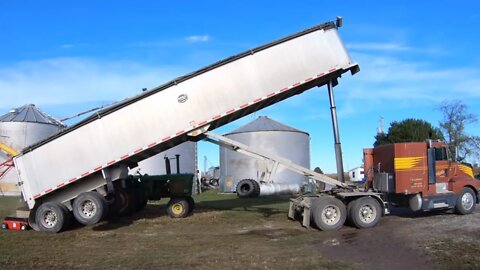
<box><xmin>13</xmin><ymin>22</ymin><xmax>358</xmax><ymax>209</ymax></box>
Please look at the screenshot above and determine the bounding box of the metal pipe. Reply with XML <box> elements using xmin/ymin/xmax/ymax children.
<box><xmin>327</xmin><ymin>81</ymin><xmax>345</xmax><ymax>183</ymax></box>
<box><xmin>175</xmin><ymin>154</ymin><xmax>181</xmax><ymax>174</ymax></box>
<box><xmin>164</xmin><ymin>157</ymin><xmax>171</xmax><ymax>175</ymax></box>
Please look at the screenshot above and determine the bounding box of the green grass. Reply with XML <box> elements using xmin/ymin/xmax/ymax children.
<box><xmin>0</xmin><ymin>191</ymin><xmax>354</xmax><ymax>270</ymax></box>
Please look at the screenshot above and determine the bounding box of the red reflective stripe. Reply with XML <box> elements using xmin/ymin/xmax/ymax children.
<box><xmin>280</xmin><ymin>87</ymin><xmax>288</xmax><ymax>92</ymax></box>
<box><xmin>212</xmin><ymin>115</ymin><xmax>221</xmax><ymax>120</ymax></box>
<box><xmin>253</xmin><ymin>98</ymin><xmax>262</xmax><ymax>103</ymax></box>
<box><xmin>94</xmin><ymin>166</ymin><xmax>102</xmax><ymax>171</ymax></box>
<box><xmin>134</xmin><ymin>148</ymin><xmax>143</xmax><ymax>154</ymax></box>
<box><xmin>176</xmin><ymin>130</ymin><xmax>185</xmax><ymax>136</ymax></box>
<box><xmin>292</xmin><ymin>82</ymin><xmax>301</xmax><ymax>87</ymax></box>
<box><xmin>226</xmin><ymin>109</ymin><xmax>235</xmax><ymax>114</ymax></box>
<box><xmin>198</xmin><ymin>121</ymin><xmax>207</xmax><ymax>126</ymax></box>
<box><xmin>69</xmin><ymin>178</ymin><xmax>77</xmax><ymax>183</ymax></box>
<box><xmin>162</xmin><ymin>136</ymin><xmax>171</xmax><ymax>142</ymax></box>
<box><xmin>33</xmin><ymin>194</ymin><xmax>40</xmax><ymax>199</ymax></box>
<box><xmin>305</xmin><ymin>77</ymin><xmax>313</xmax><ymax>82</ymax></box>
<box><xmin>316</xmin><ymin>73</ymin><xmax>325</xmax><ymax>77</ymax></box>
<box><xmin>240</xmin><ymin>103</ymin><xmax>249</xmax><ymax>108</ymax></box>
<box><xmin>121</xmin><ymin>154</ymin><xmax>130</xmax><ymax>159</ymax></box>
<box><xmin>148</xmin><ymin>142</ymin><xmax>157</xmax><ymax>148</ymax></box>
<box><xmin>267</xmin><ymin>92</ymin><xmax>275</xmax><ymax>97</ymax></box>
<box><xmin>57</xmin><ymin>183</ymin><xmax>65</xmax><ymax>188</ymax></box>
<box><xmin>107</xmin><ymin>160</ymin><xmax>116</xmax><ymax>166</ymax></box>
<box><xmin>81</xmin><ymin>172</ymin><xmax>89</xmax><ymax>177</ymax></box>
<box><xmin>45</xmin><ymin>188</ymin><xmax>52</xmax><ymax>193</ymax></box>
<box><xmin>329</xmin><ymin>68</ymin><xmax>336</xmax><ymax>72</ymax></box>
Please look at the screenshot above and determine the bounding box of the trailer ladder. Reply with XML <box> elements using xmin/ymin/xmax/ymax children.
<box><xmin>201</xmin><ymin>131</ymin><xmax>348</xmax><ymax>189</ymax></box>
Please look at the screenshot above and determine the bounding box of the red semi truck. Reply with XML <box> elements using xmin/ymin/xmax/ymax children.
<box><xmin>363</xmin><ymin>141</ymin><xmax>479</xmax><ymax>214</ymax></box>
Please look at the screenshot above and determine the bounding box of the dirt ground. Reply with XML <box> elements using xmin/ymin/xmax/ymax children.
<box><xmin>1</xmin><ymin>191</ymin><xmax>480</xmax><ymax>270</ymax></box>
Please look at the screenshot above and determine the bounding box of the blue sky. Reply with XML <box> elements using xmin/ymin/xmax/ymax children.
<box><xmin>1</xmin><ymin>1</ymin><xmax>479</xmax><ymax>172</ymax></box>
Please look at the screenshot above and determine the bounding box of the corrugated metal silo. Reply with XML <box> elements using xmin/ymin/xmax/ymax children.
<box><xmin>220</xmin><ymin>116</ymin><xmax>310</xmax><ymax>193</ymax></box>
<box><xmin>0</xmin><ymin>104</ymin><xmax>65</xmax><ymax>196</ymax></box>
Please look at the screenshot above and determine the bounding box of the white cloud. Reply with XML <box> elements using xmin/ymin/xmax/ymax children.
<box><xmin>185</xmin><ymin>35</ymin><xmax>210</xmax><ymax>43</ymax></box>
<box><xmin>0</xmin><ymin>58</ymin><xmax>186</xmax><ymax>109</ymax></box>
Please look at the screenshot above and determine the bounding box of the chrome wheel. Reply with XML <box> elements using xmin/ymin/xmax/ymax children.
<box><xmin>41</xmin><ymin>210</ymin><xmax>58</xmax><ymax>228</ymax></box>
<box><xmin>461</xmin><ymin>192</ymin><xmax>474</xmax><ymax>211</ymax></box>
<box><xmin>80</xmin><ymin>200</ymin><xmax>97</xmax><ymax>218</ymax></box>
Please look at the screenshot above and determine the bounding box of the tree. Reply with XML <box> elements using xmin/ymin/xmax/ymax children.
<box><xmin>439</xmin><ymin>100</ymin><xmax>480</xmax><ymax>162</ymax></box>
<box><xmin>374</xmin><ymin>118</ymin><xmax>443</xmax><ymax>147</ymax></box>
<box><xmin>313</xmin><ymin>167</ymin><xmax>324</xmax><ymax>174</ymax></box>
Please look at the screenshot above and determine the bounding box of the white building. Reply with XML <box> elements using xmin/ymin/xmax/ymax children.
<box><xmin>348</xmin><ymin>167</ymin><xmax>365</xmax><ymax>183</ymax></box>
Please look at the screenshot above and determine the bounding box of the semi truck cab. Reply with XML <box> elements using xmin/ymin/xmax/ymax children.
<box><xmin>364</xmin><ymin>141</ymin><xmax>480</xmax><ymax>213</ymax></box>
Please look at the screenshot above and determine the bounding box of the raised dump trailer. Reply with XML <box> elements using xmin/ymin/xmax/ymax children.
<box><xmin>13</xmin><ymin>18</ymin><xmax>359</xmax><ymax>232</ymax></box>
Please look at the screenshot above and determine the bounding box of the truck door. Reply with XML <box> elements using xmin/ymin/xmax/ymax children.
<box><xmin>434</xmin><ymin>147</ymin><xmax>450</xmax><ymax>181</ymax></box>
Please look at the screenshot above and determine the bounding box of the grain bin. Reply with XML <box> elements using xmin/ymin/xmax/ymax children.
<box><xmin>0</xmin><ymin>104</ymin><xmax>65</xmax><ymax>195</ymax></box>
<box><xmin>220</xmin><ymin>116</ymin><xmax>310</xmax><ymax>194</ymax></box>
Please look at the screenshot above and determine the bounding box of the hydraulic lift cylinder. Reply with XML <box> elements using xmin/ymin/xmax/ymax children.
<box><xmin>327</xmin><ymin>81</ymin><xmax>345</xmax><ymax>183</ymax></box>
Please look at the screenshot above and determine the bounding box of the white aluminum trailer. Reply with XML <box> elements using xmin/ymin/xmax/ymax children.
<box><xmin>13</xmin><ymin>18</ymin><xmax>361</xmax><ymax>232</ymax></box>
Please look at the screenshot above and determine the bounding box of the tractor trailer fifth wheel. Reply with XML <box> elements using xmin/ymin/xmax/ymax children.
<box><xmin>310</xmin><ymin>197</ymin><xmax>347</xmax><ymax>231</ymax></box>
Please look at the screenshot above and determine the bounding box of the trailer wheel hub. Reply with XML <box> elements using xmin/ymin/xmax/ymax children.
<box><xmin>43</xmin><ymin>211</ymin><xmax>57</xmax><ymax>227</ymax></box>
<box><xmin>359</xmin><ymin>205</ymin><xmax>376</xmax><ymax>223</ymax></box>
<box><xmin>322</xmin><ymin>205</ymin><xmax>340</xmax><ymax>224</ymax></box>
<box><xmin>81</xmin><ymin>201</ymin><xmax>97</xmax><ymax>217</ymax></box>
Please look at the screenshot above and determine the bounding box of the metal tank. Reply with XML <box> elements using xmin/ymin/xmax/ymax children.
<box><xmin>0</xmin><ymin>104</ymin><xmax>65</xmax><ymax>196</ymax></box>
<box><xmin>131</xmin><ymin>141</ymin><xmax>197</xmax><ymax>175</ymax></box>
<box><xmin>220</xmin><ymin>116</ymin><xmax>310</xmax><ymax>194</ymax></box>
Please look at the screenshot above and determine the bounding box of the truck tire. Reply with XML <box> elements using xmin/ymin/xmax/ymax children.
<box><xmin>73</xmin><ymin>191</ymin><xmax>107</xmax><ymax>225</ymax></box>
<box><xmin>35</xmin><ymin>202</ymin><xmax>67</xmax><ymax>233</ymax></box>
<box><xmin>236</xmin><ymin>179</ymin><xmax>258</xmax><ymax>198</ymax></box>
<box><xmin>167</xmin><ymin>197</ymin><xmax>190</xmax><ymax>218</ymax></box>
<box><xmin>348</xmin><ymin>197</ymin><xmax>381</xmax><ymax>229</ymax></box>
<box><xmin>311</xmin><ymin>197</ymin><xmax>346</xmax><ymax>231</ymax></box>
<box><xmin>455</xmin><ymin>187</ymin><xmax>476</xmax><ymax>215</ymax></box>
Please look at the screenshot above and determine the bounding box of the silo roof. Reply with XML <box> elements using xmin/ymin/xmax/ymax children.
<box><xmin>226</xmin><ymin>116</ymin><xmax>308</xmax><ymax>135</ymax></box>
<box><xmin>0</xmin><ymin>104</ymin><xmax>65</xmax><ymax>126</ymax></box>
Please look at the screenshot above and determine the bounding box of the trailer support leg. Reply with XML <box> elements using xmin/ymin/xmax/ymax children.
<box><xmin>327</xmin><ymin>80</ymin><xmax>345</xmax><ymax>183</ymax></box>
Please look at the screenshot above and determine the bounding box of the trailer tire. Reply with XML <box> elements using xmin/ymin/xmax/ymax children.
<box><xmin>35</xmin><ymin>202</ymin><xmax>67</xmax><ymax>233</ymax></box>
<box><xmin>167</xmin><ymin>197</ymin><xmax>190</xmax><ymax>218</ymax></box>
<box><xmin>348</xmin><ymin>197</ymin><xmax>381</xmax><ymax>229</ymax></box>
<box><xmin>455</xmin><ymin>187</ymin><xmax>476</xmax><ymax>215</ymax></box>
<box><xmin>1</xmin><ymin>223</ymin><xmax>7</xmax><ymax>230</ymax></box>
<box><xmin>236</xmin><ymin>179</ymin><xmax>258</xmax><ymax>198</ymax></box>
<box><xmin>311</xmin><ymin>197</ymin><xmax>346</xmax><ymax>231</ymax></box>
<box><xmin>73</xmin><ymin>191</ymin><xmax>107</xmax><ymax>225</ymax></box>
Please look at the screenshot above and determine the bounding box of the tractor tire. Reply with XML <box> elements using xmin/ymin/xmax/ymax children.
<box><xmin>186</xmin><ymin>196</ymin><xmax>195</xmax><ymax>213</ymax></box>
<box><xmin>236</xmin><ymin>179</ymin><xmax>258</xmax><ymax>198</ymax></box>
<box><xmin>35</xmin><ymin>202</ymin><xmax>68</xmax><ymax>233</ymax></box>
<box><xmin>455</xmin><ymin>187</ymin><xmax>476</xmax><ymax>215</ymax></box>
<box><xmin>348</xmin><ymin>197</ymin><xmax>381</xmax><ymax>229</ymax></box>
<box><xmin>167</xmin><ymin>197</ymin><xmax>190</xmax><ymax>218</ymax></box>
<box><xmin>73</xmin><ymin>191</ymin><xmax>107</xmax><ymax>225</ymax></box>
<box><xmin>311</xmin><ymin>196</ymin><xmax>346</xmax><ymax>231</ymax></box>
<box><xmin>251</xmin><ymin>180</ymin><xmax>261</xmax><ymax>198</ymax></box>
<box><xmin>112</xmin><ymin>187</ymin><xmax>137</xmax><ymax>216</ymax></box>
